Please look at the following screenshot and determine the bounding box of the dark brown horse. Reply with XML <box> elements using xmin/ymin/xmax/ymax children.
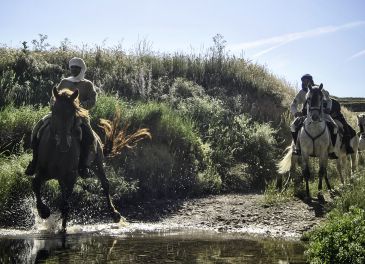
<box><xmin>32</xmin><ymin>87</ymin><xmax>121</xmax><ymax>232</ymax></box>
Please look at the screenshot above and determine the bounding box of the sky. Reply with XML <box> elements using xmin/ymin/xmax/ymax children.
<box><xmin>1</xmin><ymin>0</ymin><xmax>365</xmax><ymax>97</ymax></box>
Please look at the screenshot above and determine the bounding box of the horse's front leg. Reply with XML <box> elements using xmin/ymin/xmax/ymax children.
<box><xmin>302</xmin><ymin>156</ymin><xmax>311</xmax><ymax>202</ymax></box>
<box><xmin>32</xmin><ymin>174</ymin><xmax>50</xmax><ymax>219</ymax></box>
<box><xmin>59</xmin><ymin>174</ymin><xmax>76</xmax><ymax>232</ymax></box>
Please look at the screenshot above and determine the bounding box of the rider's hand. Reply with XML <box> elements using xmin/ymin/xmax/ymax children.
<box><xmin>294</xmin><ymin>112</ymin><xmax>303</xmax><ymax>118</ymax></box>
<box><xmin>323</xmin><ymin>108</ymin><xmax>331</xmax><ymax>114</ymax></box>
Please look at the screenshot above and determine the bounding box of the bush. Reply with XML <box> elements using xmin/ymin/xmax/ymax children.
<box><xmin>208</xmin><ymin>114</ymin><xmax>278</xmax><ymax>191</ymax></box>
<box><xmin>305</xmin><ymin>207</ymin><xmax>365</xmax><ymax>264</ymax></box>
<box><xmin>116</xmin><ymin>101</ymin><xmax>221</xmax><ymax>198</ymax></box>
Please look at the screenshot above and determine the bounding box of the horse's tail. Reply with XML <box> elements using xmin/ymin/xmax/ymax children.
<box><xmin>277</xmin><ymin>146</ymin><xmax>293</xmax><ymax>174</ymax></box>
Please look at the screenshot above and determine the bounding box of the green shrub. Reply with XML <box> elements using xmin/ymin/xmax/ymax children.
<box><xmin>117</xmin><ymin>101</ymin><xmax>220</xmax><ymax>198</ymax></box>
<box><xmin>208</xmin><ymin>114</ymin><xmax>278</xmax><ymax>191</ymax></box>
<box><xmin>305</xmin><ymin>207</ymin><xmax>365</xmax><ymax>264</ymax></box>
<box><xmin>0</xmin><ymin>154</ymin><xmax>32</xmax><ymax>207</ymax></box>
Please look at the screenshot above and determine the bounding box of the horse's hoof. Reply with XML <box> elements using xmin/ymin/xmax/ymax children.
<box><xmin>112</xmin><ymin>211</ymin><xmax>122</xmax><ymax>223</ymax></box>
<box><xmin>294</xmin><ymin>189</ymin><xmax>306</xmax><ymax>200</ymax></box>
<box><xmin>304</xmin><ymin>196</ymin><xmax>312</xmax><ymax>204</ymax></box>
<box><xmin>37</xmin><ymin>203</ymin><xmax>50</xmax><ymax>219</ymax></box>
<box><xmin>317</xmin><ymin>193</ymin><xmax>325</xmax><ymax>203</ymax></box>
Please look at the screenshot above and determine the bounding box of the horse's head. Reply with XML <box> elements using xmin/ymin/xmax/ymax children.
<box><xmin>51</xmin><ymin>87</ymin><xmax>80</xmax><ymax>152</ymax></box>
<box><xmin>306</xmin><ymin>83</ymin><xmax>324</xmax><ymax>122</ymax></box>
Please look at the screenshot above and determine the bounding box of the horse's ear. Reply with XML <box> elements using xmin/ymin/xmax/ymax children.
<box><xmin>70</xmin><ymin>89</ymin><xmax>79</xmax><ymax>101</ymax></box>
<box><xmin>319</xmin><ymin>83</ymin><xmax>323</xmax><ymax>90</ymax></box>
<box><xmin>53</xmin><ymin>87</ymin><xmax>60</xmax><ymax>99</ymax></box>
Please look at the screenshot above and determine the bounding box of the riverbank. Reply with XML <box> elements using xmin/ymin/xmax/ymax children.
<box><xmin>122</xmin><ymin>193</ymin><xmax>331</xmax><ymax>239</ymax></box>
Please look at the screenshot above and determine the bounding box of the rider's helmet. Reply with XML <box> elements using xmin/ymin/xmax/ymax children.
<box><xmin>301</xmin><ymin>74</ymin><xmax>314</xmax><ymax>85</ymax></box>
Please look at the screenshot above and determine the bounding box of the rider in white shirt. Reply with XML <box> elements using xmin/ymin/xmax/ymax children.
<box><xmin>290</xmin><ymin>74</ymin><xmax>338</xmax><ymax>158</ymax></box>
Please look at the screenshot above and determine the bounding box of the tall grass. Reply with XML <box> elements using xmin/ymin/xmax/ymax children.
<box><xmin>0</xmin><ymin>104</ymin><xmax>49</xmax><ymax>153</ymax></box>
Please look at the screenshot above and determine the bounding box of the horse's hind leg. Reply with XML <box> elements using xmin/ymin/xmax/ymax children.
<box><xmin>32</xmin><ymin>174</ymin><xmax>50</xmax><ymax>219</ymax></box>
<box><xmin>351</xmin><ymin>152</ymin><xmax>358</xmax><ymax>174</ymax></box>
<box><xmin>336</xmin><ymin>158</ymin><xmax>345</xmax><ymax>184</ymax></box>
<box><xmin>94</xmin><ymin>164</ymin><xmax>122</xmax><ymax>223</ymax></box>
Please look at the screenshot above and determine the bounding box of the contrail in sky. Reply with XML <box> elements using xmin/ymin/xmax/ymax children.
<box><xmin>229</xmin><ymin>21</ymin><xmax>365</xmax><ymax>58</ymax></box>
<box><xmin>348</xmin><ymin>49</ymin><xmax>365</xmax><ymax>61</ymax></box>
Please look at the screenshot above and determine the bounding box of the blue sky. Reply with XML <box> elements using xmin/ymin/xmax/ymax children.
<box><xmin>1</xmin><ymin>0</ymin><xmax>364</xmax><ymax>97</ymax></box>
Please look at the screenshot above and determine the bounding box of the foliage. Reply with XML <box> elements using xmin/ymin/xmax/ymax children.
<box><xmin>305</xmin><ymin>207</ymin><xmax>365</xmax><ymax>264</ymax></box>
<box><xmin>116</xmin><ymin>101</ymin><xmax>220</xmax><ymax>198</ymax></box>
<box><xmin>0</xmin><ymin>104</ymin><xmax>49</xmax><ymax>153</ymax></box>
<box><xmin>0</xmin><ymin>35</ymin><xmax>299</xmax><ymax>221</ymax></box>
<box><xmin>208</xmin><ymin>114</ymin><xmax>278</xmax><ymax>191</ymax></box>
<box><xmin>0</xmin><ymin>153</ymin><xmax>32</xmax><ymax>209</ymax></box>
<box><xmin>304</xmin><ymin>169</ymin><xmax>365</xmax><ymax>263</ymax></box>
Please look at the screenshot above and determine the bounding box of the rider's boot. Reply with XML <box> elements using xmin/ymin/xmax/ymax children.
<box><xmin>327</xmin><ymin>122</ymin><xmax>338</xmax><ymax>159</ymax></box>
<box><xmin>291</xmin><ymin>131</ymin><xmax>301</xmax><ymax>155</ymax></box>
<box><xmin>78</xmin><ymin>123</ymin><xmax>94</xmax><ymax>179</ymax></box>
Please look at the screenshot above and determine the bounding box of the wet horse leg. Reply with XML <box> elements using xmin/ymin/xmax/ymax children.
<box><xmin>94</xmin><ymin>149</ymin><xmax>121</xmax><ymax>222</ymax></box>
<box><xmin>32</xmin><ymin>173</ymin><xmax>50</xmax><ymax>219</ymax></box>
<box><xmin>94</xmin><ymin>164</ymin><xmax>122</xmax><ymax>223</ymax></box>
<box><xmin>59</xmin><ymin>175</ymin><xmax>76</xmax><ymax>232</ymax></box>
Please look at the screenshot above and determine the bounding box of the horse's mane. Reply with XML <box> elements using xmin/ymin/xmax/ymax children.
<box><xmin>56</xmin><ymin>88</ymin><xmax>89</xmax><ymax>118</ymax></box>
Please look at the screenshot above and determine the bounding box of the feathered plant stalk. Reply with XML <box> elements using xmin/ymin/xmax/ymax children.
<box><xmin>99</xmin><ymin>106</ymin><xmax>151</xmax><ymax>156</ymax></box>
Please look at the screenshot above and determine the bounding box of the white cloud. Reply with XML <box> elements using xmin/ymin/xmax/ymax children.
<box><xmin>348</xmin><ymin>49</ymin><xmax>365</xmax><ymax>61</ymax></box>
<box><xmin>230</xmin><ymin>21</ymin><xmax>365</xmax><ymax>57</ymax></box>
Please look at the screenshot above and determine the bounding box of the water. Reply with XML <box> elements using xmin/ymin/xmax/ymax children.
<box><xmin>0</xmin><ymin>225</ymin><xmax>306</xmax><ymax>264</ymax></box>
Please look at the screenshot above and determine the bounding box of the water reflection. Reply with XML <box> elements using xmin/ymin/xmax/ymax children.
<box><xmin>0</xmin><ymin>232</ymin><xmax>306</xmax><ymax>263</ymax></box>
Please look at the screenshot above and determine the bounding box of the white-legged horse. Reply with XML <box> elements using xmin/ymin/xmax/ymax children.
<box><xmin>278</xmin><ymin>84</ymin><xmax>334</xmax><ymax>202</ymax></box>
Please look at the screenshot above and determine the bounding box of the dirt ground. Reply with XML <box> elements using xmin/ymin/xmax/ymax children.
<box><xmin>124</xmin><ymin>193</ymin><xmax>331</xmax><ymax>239</ymax></box>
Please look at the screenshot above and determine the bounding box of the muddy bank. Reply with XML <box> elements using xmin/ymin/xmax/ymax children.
<box><xmin>123</xmin><ymin>194</ymin><xmax>330</xmax><ymax>239</ymax></box>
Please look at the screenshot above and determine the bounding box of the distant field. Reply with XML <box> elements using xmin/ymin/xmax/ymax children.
<box><xmin>332</xmin><ymin>96</ymin><xmax>365</xmax><ymax>112</ymax></box>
